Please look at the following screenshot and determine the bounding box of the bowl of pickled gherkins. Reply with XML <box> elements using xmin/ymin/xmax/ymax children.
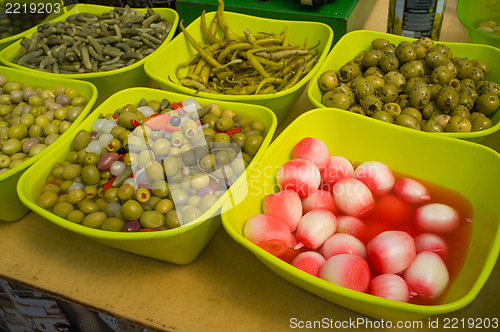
<box><xmin>0</xmin><ymin>66</ymin><xmax>97</xmax><ymax>222</ymax></box>
<box><xmin>307</xmin><ymin>30</ymin><xmax>500</xmax><ymax>142</ymax></box>
<box><xmin>0</xmin><ymin>3</ymin><xmax>178</xmax><ymax>103</ymax></box>
<box><xmin>457</xmin><ymin>0</ymin><xmax>500</xmax><ymax>49</ymax></box>
<box><xmin>17</xmin><ymin>88</ymin><xmax>277</xmax><ymax>264</ymax></box>
<box><xmin>144</xmin><ymin>0</ymin><xmax>333</xmax><ymax>124</ymax></box>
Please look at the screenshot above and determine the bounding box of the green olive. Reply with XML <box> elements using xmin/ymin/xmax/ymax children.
<box><xmin>379</xmin><ymin>54</ymin><xmax>400</xmax><ymax>73</ymax></box>
<box><xmin>471</xmin><ymin>115</ymin><xmax>492</xmax><ymax>131</ymax></box>
<box><xmin>378</xmin><ymin>84</ymin><xmax>399</xmax><ymax>103</ymax></box>
<box><xmin>480</xmin><ymin>81</ymin><xmax>500</xmax><ymax>96</ymax></box>
<box><xmin>165</xmin><ymin>210</ymin><xmax>181</xmax><ymax>228</ymax></box>
<box><xmin>382</xmin><ymin>102</ymin><xmax>402</xmax><ymax>118</ymax></box>
<box><xmin>394</xmin><ymin>114</ymin><xmax>420</xmax><ymax>130</ymax></box>
<box><xmin>362</xmin><ymin>49</ymin><xmax>384</xmax><ymax>68</ymax></box>
<box><xmin>139</xmin><ymin>210</ymin><xmax>165</xmax><ymax>229</ymax></box>
<box><xmin>202</xmin><ymin>113</ymin><xmax>218</xmax><ymax>130</ymax></box>
<box><xmin>449</xmin><ymin>105</ymin><xmax>471</xmax><ymax>119</ymax></box>
<box><xmin>436</xmin><ymin>86</ymin><xmax>459</xmax><ymax>112</ymax></box>
<box><xmin>351</xmin><ymin>76</ymin><xmax>374</xmax><ymax>100</ymax></box>
<box><xmin>215</xmin><ymin>116</ymin><xmax>233</xmax><ymax>132</ymax></box>
<box><xmin>53</xmin><ymin>202</ymin><xmax>74</xmax><ymax>218</ymax></box>
<box><xmin>445</xmin><ymin>116</ymin><xmax>472</xmax><ymax>132</ymax></box>
<box><xmin>7</xmin><ymin>123</ymin><xmax>27</xmax><ymax>140</ymax></box>
<box><xmin>384</xmin><ymin>71</ymin><xmax>406</xmax><ymax>93</ymax></box>
<box><xmin>338</xmin><ymin>61</ymin><xmax>361</xmax><ymax>83</ymax></box>
<box><xmin>424</xmin><ymin>51</ymin><xmax>449</xmax><ymax>69</ymax></box>
<box><xmin>475</xmin><ymin>93</ymin><xmax>499</xmax><ymax>116</ymax></box>
<box><xmin>360</xmin><ymin>95</ymin><xmax>383</xmax><ymax>116</ymax></box>
<box><xmin>82</xmin><ymin>211</ymin><xmax>106</xmax><ymax>228</ymax></box>
<box><xmin>400</xmin><ymin>60</ymin><xmax>425</xmax><ymax>79</ymax></box>
<box><xmin>38</xmin><ymin>190</ymin><xmax>59</xmax><ymax>209</ymax></box>
<box><xmin>101</xmin><ymin>217</ymin><xmax>125</xmax><ymax>231</ymax></box>
<box><xmin>67</xmin><ymin>210</ymin><xmax>85</xmax><ymax>224</ymax></box>
<box><xmin>2</xmin><ymin>138</ymin><xmax>22</xmax><ymax>156</ymax></box>
<box><xmin>243</xmin><ymin>135</ymin><xmax>264</xmax><ymax>156</ymax></box>
<box><xmin>395</xmin><ymin>42</ymin><xmax>416</xmax><ymax>63</ymax></box>
<box><xmin>402</xmin><ymin>107</ymin><xmax>423</xmax><ymax>122</ymax></box>
<box><xmin>81</xmin><ymin>165</ymin><xmax>100</xmax><ymax>185</ymax></box>
<box><xmin>421</xmin><ymin>119</ymin><xmax>445</xmax><ymax>132</ymax></box>
<box><xmin>372</xmin><ymin>111</ymin><xmax>394</xmax><ymax>123</ymax></box>
<box><xmin>371</xmin><ymin>38</ymin><xmax>391</xmax><ymax>50</ymax></box>
<box><xmin>471</xmin><ymin>59</ymin><xmax>490</xmax><ymax>74</ymax></box>
<box><xmin>323</xmin><ymin>92</ymin><xmax>352</xmax><ymax>110</ymax></box>
<box><xmin>318</xmin><ymin>70</ymin><xmax>339</xmax><ymax>91</ymax></box>
<box><xmin>409</xmin><ymin>82</ymin><xmax>431</xmax><ymax>109</ymax></box>
<box><xmin>121</xmin><ymin>200</ymin><xmax>144</xmax><ymax>220</ymax></box>
<box><xmin>469</xmin><ymin>67</ymin><xmax>484</xmax><ymax>87</ymax></box>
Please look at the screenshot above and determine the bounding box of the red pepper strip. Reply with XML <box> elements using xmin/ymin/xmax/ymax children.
<box><xmin>171</xmin><ymin>102</ymin><xmax>183</xmax><ymax>109</ymax></box>
<box><xmin>130</xmin><ymin>119</ymin><xmax>140</xmax><ymax>128</ymax></box>
<box><xmin>225</xmin><ymin>128</ymin><xmax>242</xmax><ymax>136</ymax></box>
<box><xmin>103</xmin><ymin>176</ymin><xmax>117</xmax><ymax>190</ymax></box>
<box><xmin>139</xmin><ymin>228</ymin><xmax>159</xmax><ymax>232</ymax></box>
<box><xmin>163</xmin><ymin>123</ymin><xmax>181</xmax><ymax>132</ymax></box>
<box><xmin>195</xmin><ymin>120</ymin><xmax>201</xmax><ymax>126</ymax></box>
<box><xmin>119</xmin><ymin>153</ymin><xmax>125</xmax><ymax>162</ymax></box>
<box><xmin>144</xmin><ymin>113</ymin><xmax>171</xmax><ymax>130</ymax></box>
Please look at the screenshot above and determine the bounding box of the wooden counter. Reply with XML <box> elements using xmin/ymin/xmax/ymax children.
<box><xmin>1</xmin><ymin>1</ymin><xmax>499</xmax><ymax>331</ymax></box>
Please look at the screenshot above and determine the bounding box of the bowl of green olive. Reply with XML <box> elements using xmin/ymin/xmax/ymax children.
<box><xmin>17</xmin><ymin>87</ymin><xmax>277</xmax><ymax>264</ymax></box>
<box><xmin>0</xmin><ymin>66</ymin><xmax>97</xmax><ymax>222</ymax></box>
<box><xmin>307</xmin><ymin>30</ymin><xmax>500</xmax><ymax>143</ymax></box>
<box><xmin>457</xmin><ymin>0</ymin><xmax>500</xmax><ymax>49</ymax></box>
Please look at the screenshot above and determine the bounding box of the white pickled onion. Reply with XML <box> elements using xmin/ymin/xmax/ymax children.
<box><xmin>182</xmin><ymin>98</ymin><xmax>201</xmax><ymax>111</ymax></box>
<box><xmin>100</xmin><ymin>120</ymin><xmax>118</xmax><ymax>133</ymax></box>
<box><xmin>110</xmin><ymin>161</ymin><xmax>126</xmax><ymax>176</ymax></box>
<box><xmin>123</xmin><ymin>178</ymin><xmax>138</xmax><ymax>190</ymax></box>
<box><xmin>67</xmin><ymin>182</ymin><xmax>85</xmax><ymax>192</ymax></box>
<box><xmin>92</xmin><ymin>119</ymin><xmax>105</xmax><ymax>132</ymax></box>
<box><xmin>98</xmin><ymin>133</ymin><xmax>114</xmax><ymax>148</ymax></box>
<box><xmin>137</xmin><ymin>106</ymin><xmax>155</xmax><ymax>118</ymax></box>
<box><xmin>85</xmin><ymin>140</ymin><xmax>102</xmax><ymax>154</ymax></box>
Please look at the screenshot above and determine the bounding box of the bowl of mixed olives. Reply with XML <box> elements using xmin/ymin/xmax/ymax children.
<box><xmin>0</xmin><ymin>66</ymin><xmax>97</xmax><ymax>222</ymax></box>
<box><xmin>307</xmin><ymin>30</ymin><xmax>500</xmax><ymax>142</ymax></box>
<box><xmin>17</xmin><ymin>87</ymin><xmax>277</xmax><ymax>264</ymax></box>
<box><xmin>457</xmin><ymin>0</ymin><xmax>500</xmax><ymax>49</ymax></box>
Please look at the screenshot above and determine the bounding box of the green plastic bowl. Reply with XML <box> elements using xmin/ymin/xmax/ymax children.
<box><xmin>0</xmin><ymin>4</ymin><xmax>179</xmax><ymax>104</ymax></box>
<box><xmin>144</xmin><ymin>11</ymin><xmax>333</xmax><ymax>125</ymax></box>
<box><xmin>0</xmin><ymin>1</ymin><xmax>65</xmax><ymax>51</ymax></box>
<box><xmin>457</xmin><ymin>0</ymin><xmax>500</xmax><ymax>49</ymax></box>
<box><xmin>0</xmin><ymin>65</ymin><xmax>97</xmax><ymax>222</ymax></box>
<box><xmin>221</xmin><ymin>108</ymin><xmax>500</xmax><ymax>321</ymax></box>
<box><xmin>307</xmin><ymin>30</ymin><xmax>500</xmax><ymax>143</ymax></box>
<box><xmin>17</xmin><ymin>87</ymin><xmax>277</xmax><ymax>264</ymax></box>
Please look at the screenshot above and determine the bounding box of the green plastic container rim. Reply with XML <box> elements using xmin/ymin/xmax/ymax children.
<box><xmin>145</xmin><ymin>10</ymin><xmax>334</xmax><ymax>102</ymax></box>
<box><xmin>0</xmin><ymin>3</ymin><xmax>179</xmax><ymax>79</ymax></box>
<box><xmin>456</xmin><ymin>0</ymin><xmax>500</xmax><ymax>44</ymax></box>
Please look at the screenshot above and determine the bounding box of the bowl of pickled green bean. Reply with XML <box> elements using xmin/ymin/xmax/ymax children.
<box><xmin>0</xmin><ymin>66</ymin><xmax>97</xmax><ymax>222</ymax></box>
<box><xmin>0</xmin><ymin>4</ymin><xmax>178</xmax><ymax>104</ymax></box>
<box><xmin>144</xmin><ymin>2</ymin><xmax>333</xmax><ymax>125</ymax></box>
<box><xmin>17</xmin><ymin>87</ymin><xmax>277</xmax><ymax>264</ymax></box>
<box><xmin>307</xmin><ymin>30</ymin><xmax>500</xmax><ymax>143</ymax></box>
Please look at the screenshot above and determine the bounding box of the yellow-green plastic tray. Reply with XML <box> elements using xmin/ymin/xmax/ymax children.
<box><xmin>0</xmin><ymin>65</ymin><xmax>97</xmax><ymax>222</ymax></box>
<box><xmin>307</xmin><ymin>30</ymin><xmax>500</xmax><ymax>143</ymax></box>
<box><xmin>144</xmin><ymin>11</ymin><xmax>333</xmax><ymax>125</ymax></box>
<box><xmin>0</xmin><ymin>4</ymin><xmax>179</xmax><ymax>104</ymax></box>
<box><xmin>221</xmin><ymin>108</ymin><xmax>500</xmax><ymax>321</ymax></box>
<box><xmin>17</xmin><ymin>87</ymin><xmax>277</xmax><ymax>265</ymax></box>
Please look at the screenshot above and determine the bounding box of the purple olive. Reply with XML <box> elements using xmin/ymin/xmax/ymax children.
<box><xmin>97</xmin><ymin>152</ymin><xmax>119</xmax><ymax>170</ymax></box>
<box><xmin>22</xmin><ymin>89</ymin><xmax>37</xmax><ymax>102</ymax></box>
<box><xmin>22</xmin><ymin>137</ymin><xmax>41</xmax><ymax>153</ymax></box>
<box><xmin>121</xmin><ymin>220</ymin><xmax>142</xmax><ymax>232</ymax></box>
<box><xmin>55</xmin><ymin>94</ymin><xmax>71</xmax><ymax>106</ymax></box>
<box><xmin>198</xmin><ymin>186</ymin><xmax>215</xmax><ymax>197</ymax></box>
